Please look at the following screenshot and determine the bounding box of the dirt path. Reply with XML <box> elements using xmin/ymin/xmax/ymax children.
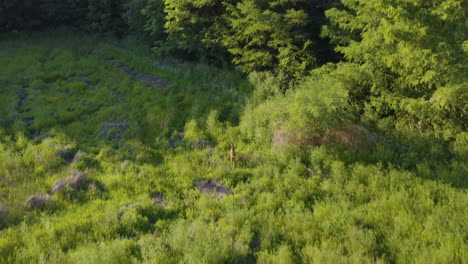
<box><xmin>108</xmin><ymin>60</ymin><xmax>169</xmax><ymax>89</ymax></box>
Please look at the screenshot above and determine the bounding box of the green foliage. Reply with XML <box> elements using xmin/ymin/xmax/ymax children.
<box><xmin>0</xmin><ymin>0</ymin><xmax>43</xmax><ymax>31</ymax></box>
<box><xmin>1</xmin><ymin>28</ymin><xmax>467</xmax><ymax>264</ymax></box>
<box><xmin>122</xmin><ymin>0</ymin><xmax>148</xmax><ymax>37</ymax></box>
<box><xmin>121</xmin><ymin>140</ymin><xmax>164</xmax><ymax>165</ymax></box>
<box><xmin>67</xmin><ymin>239</ymin><xmax>140</xmax><ymax>264</ymax></box>
<box><xmin>223</xmin><ymin>0</ymin><xmax>317</xmax><ymax>77</ymax></box>
<box><xmin>147</xmin><ymin>0</ymin><xmax>339</xmax><ymax>76</ymax></box>
<box><xmin>2</xmin><ymin>0</ymin><xmax>338</xmax><ymax>79</ymax></box>
<box><xmin>323</xmin><ymin>0</ymin><xmax>468</xmax><ymax>137</ymax></box>
<box><xmin>241</xmin><ymin>73</ymin><xmax>352</xmax><ymax>146</ymax></box>
<box><xmin>40</xmin><ymin>0</ymin><xmax>87</xmax><ymax>26</ymax></box>
<box><xmin>140</xmin><ymin>0</ymin><xmax>167</xmax><ymax>41</ymax></box>
<box><xmin>84</xmin><ymin>0</ymin><xmax>122</xmax><ymax>33</ymax></box>
<box><xmin>246</xmin><ymin>71</ymin><xmax>283</xmax><ymax>107</ymax></box>
<box><xmin>1</xmin><ymin>0</ymin><xmax>130</xmax><ymax>34</ymax></box>
<box><xmin>141</xmin><ymin>219</ymin><xmax>238</xmax><ymax>263</ymax></box>
<box><xmin>155</xmin><ymin>0</ymin><xmax>233</xmax><ymax>61</ymax></box>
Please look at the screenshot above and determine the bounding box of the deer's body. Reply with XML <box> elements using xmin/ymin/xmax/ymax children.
<box><xmin>229</xmin><ymin>143</ymin><xmax>236</xmax><ymax>167</ymax></box>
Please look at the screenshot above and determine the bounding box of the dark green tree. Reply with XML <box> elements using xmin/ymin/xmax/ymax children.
<box><xmin>140</xmin><ymin>0</ymin><xmax>166</xmax><ymax>42</ymax></box>
<box><xmin>0</xmin><ymin>0</ymin><xmax>43</xmax><ymax>31</ymax></box>
<box><xmin>223</xmin><ymin>0</ymin><xmax>314</xmax><ymax>77</ymax></box>
<box><xmin>322</xmin><ymin>0</ymin><xmax>467</xmax><ymax>137</ymax></box>
<box><xmin>222</xmin><ymin>0</ymin><xmax>340</xmax><ymax>78</ymax></box>
<box><xmin>156</xmin><ymin>0</ymin><xmax>236</xmax><ymax>61</ymax></box>
<box><xmin>40</xmin><ymin>0</ymin><xmax>87</xmax><ymax>26</ymax></box>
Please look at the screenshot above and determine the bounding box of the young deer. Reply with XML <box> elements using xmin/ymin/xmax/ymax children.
<box><xmin>229</xmin><ymin>142</ymin><xmax>236</xmax><ymax>168</ymax></box>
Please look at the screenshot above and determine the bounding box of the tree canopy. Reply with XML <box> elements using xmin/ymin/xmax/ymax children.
<box><xmin>1</xmin><ymin>0</ymin><xmax>466</xmax><ymax>136</ymax></box>
<box><xmin>323</xmin><ymin>0</ymin><xmax>467</xmax><ymax>138</ymax></box>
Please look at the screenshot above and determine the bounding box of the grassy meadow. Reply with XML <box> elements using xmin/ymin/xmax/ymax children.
<box><xmin>0</xmin><ymin>29</ymin><xmax>467</xmax><ymax>263</ymax></box>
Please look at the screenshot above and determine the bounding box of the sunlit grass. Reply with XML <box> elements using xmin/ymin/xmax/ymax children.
<box><xmin>0</xmin><ymin>29</ymin><xmax>466</xmax><ymax>263</ymax></box>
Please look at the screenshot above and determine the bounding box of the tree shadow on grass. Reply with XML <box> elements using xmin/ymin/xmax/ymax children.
<box><xmin>322</xmin><ymin>130</ymin><xmax>467</xmax><ymax>189</ymax></box>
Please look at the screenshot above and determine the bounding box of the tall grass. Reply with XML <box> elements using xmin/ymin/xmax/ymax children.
<box><xmin>0</xmin><ymin>29</ymin><xmax>466</xmax><ymax>263</ymax></box>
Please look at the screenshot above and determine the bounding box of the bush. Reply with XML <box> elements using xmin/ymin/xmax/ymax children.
<box><xmin>142</xmin><ymin>219</ymin><xmax>237</xmax><ymax>263</ymax></box>
<box><xmin>241</xmin><ymin>74</ymin><xmax>352</xmax><ymax>148</ymax></box>
<box><xmin>67</xmin><ymin>239</ymin><xmax>140</xmax><ymax>263</ymax></box>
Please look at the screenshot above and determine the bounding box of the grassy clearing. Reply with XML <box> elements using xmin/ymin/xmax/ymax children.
<box><xmin>0</xmin><ymin>29</ymin><xmax>467</xmax><ymax>263</ymax></box>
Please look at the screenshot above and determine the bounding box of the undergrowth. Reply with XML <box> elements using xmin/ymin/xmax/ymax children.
<box><xmin>0</xmin><ymin>29</ymin><xmax>466</xmax><ymax>264</ymax></box>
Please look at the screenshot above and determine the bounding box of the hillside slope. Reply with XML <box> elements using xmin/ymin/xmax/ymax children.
<box><xmin>0</xmin><ymin>30</ymin><xmax>467</xmax><ymax>264</ymax></box>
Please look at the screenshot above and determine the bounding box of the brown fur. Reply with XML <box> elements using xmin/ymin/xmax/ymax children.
<box><xmin>229</xmin><ymin>143</ymin><xmax>236</xmax><ymax>166</ymax></box>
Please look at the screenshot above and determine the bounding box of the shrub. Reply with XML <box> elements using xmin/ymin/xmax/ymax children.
<box><xmin>241</xmin><ymin>74</ymin><xmax>352</xmax><ymax>148</ymax></box>
<box><xmin>67</xmin><ymin>239</ymin><xmax>140</xmax><ymax>263</ymax></box>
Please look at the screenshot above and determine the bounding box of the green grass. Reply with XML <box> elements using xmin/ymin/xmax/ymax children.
<box><xmin>0</xmin><ymin>29</ymin><xmax>467</xmax><ymax>264</ymax></box>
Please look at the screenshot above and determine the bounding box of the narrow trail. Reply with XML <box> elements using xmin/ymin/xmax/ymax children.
<box><xmin>108</xmin><ymin>60</ymin><xmax>169</xmax><ymax>89</ymax></box>
<box><xmin>15</xmin><ymin>84</ymin><xmax>38</xmax><ymax>138</ymax></box>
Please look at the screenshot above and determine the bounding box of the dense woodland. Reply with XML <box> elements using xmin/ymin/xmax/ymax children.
<box><xmin>0</xmin><ymin>0</ymin><xmax>467</xmax><ymax>263</ymax></box>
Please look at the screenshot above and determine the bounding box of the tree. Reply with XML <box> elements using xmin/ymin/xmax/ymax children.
<box><xmin>322</xmin><ymin>0</ymin><xmax>467</xmax><ymax>137</ymax></box>
<box><xmin>0</xmin><ymin>0</ymin><xmax>43</xmax><ymax>31</ymax></box>
<box><xmin>223</xmin><ymin>0</ymin><xmax>314</xmax><ymax>78</ymax></box>
<box><xmin>223</xmin><ymin>0</ymin><xmax>340</xmax><ymax>78</ymax></box>
<box><xmin>40</xmin><ymin>0</ymin><xmax>87</xmax><ymax>27</ymax></box>
<box><xmin>139</xmin><ymin>0</ymin><xmax>166</xmax><ymax>41</ymax></box>
<box><xmin>155</xmin><ymin>0</ymin><xmax>236</xmax><ymax>61</ymax></box>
